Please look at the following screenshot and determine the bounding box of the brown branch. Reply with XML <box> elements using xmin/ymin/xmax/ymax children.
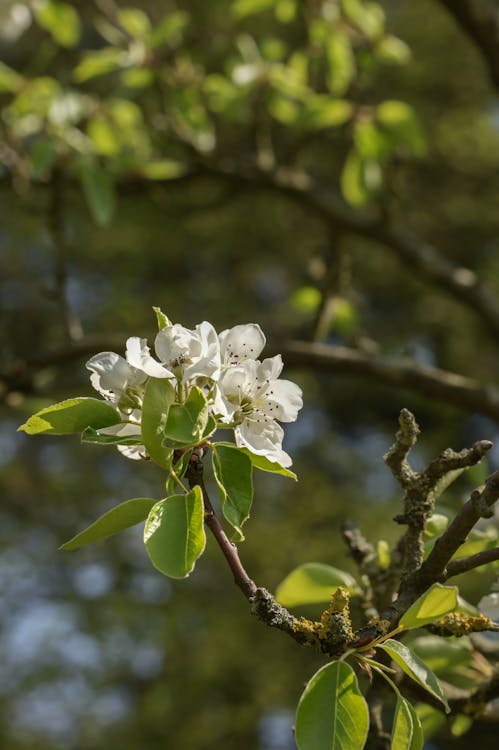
<box><xmin>416</xmin><ymin>469</ymin><xmax>499</xmax><ymax>591</ymax></box>
<box><xmin>437</xmin><ymin>0</ymin><xmax>499</xmax><ymax>89</ymax></box>
<box><xmin>384</xmin><ymin>408</ymin><xmax>420</xmax><ymax>488</ymax></box>
<box><xmin>444</xmin><ymin>547</ymin><xmax>499</xmax><ymax>580</ymax></box>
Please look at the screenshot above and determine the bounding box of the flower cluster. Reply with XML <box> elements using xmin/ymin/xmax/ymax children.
<box><xmin>86</xmin><ymin>312</ymin><xmax>303</xmax><ymax>467</ymax></box>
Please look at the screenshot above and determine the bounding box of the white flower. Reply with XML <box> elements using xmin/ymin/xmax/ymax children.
<box><xmin>127</xmin><ymin>322</ymin><xmax>220</xmax><ymax>383</ymax></box>
<box><xmin>219</xmin><ymin>323</ymin><xmax>266</xmax><ymax>366</ymax></box>
<box><xmin>215</xmin><ymin>355</ymin><xmax>302</xmax><ymax>467</ymax></box>
<box><xmin>86</xmin><ymin>351</ymin><xmax>147</xmax><ymax>410</ymax></box>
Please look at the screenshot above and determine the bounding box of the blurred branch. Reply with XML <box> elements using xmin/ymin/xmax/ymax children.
<box><xmin>280</xmin><ymin>339</ymin><xmax>499</xmax><ymax>420</ymax></box>
<box><xmin>140</xmin><ymin>163</ymin><xmax>499</xmax><ymax>345</ymax></box>
<box><xmin>438</xmin><ymin>0</ymin><xmax>499</xmax><ymax>89</ymax></box>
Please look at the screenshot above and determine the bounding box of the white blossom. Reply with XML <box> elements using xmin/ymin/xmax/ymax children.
<box><xmin>219</xmin><ymin>323</ymin><xmax>266</xmax><ymax>366</ymax></box>
<box><xmin>86</xmin><ymin>351</ymin><xmax>147</xmax><ymax>410</ymax></box>
<box><xmin>215</xmin><ymin>355</ymin><xmax>302</xmax><ymax>467</ymax></box>
<box><xmin>127</xmin><ymin>322</ymin><xmax>220</xmax><ymax>383</ymax></box>
<box><xmin>98</xmin><ymin>412</ymin><xmax>144</xmax><ymax>461</ymax></box>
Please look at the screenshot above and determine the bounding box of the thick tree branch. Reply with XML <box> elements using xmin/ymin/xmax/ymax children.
<box><xmin>438</xmin><ymin>0</ymin><xmax>499</xmax><ymax>89</ymax></box>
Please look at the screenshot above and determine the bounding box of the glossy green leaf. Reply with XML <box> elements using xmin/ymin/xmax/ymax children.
<box><xmin>78</xmin><ymin>159</ymin><xmax>116</xmax><ymax>227</ymax></box>
<box><xmin>81</xmin><ymin>427</ymin><xmax>143</xmax><ymax>447</ymax></box>
<box><xmin>378</xmin><ymin>639</ymin><xmax>450</xmax><ymax>712</ymax></box>
<box><xmin>117</xmin><ymin>8</ymin><xmax>151</xmax><ymax>40</ymax></box>
<box><xmin>295</xmin><ymin>661</ymin><xmax>369</xmax><ymax>750</ymax></box>
<box><xmin>163</xmin><ymin>387</ymin><xmax>210</xmax><ymax>448</ymax></box>
<box><xmin>144</xmin><ymin>487</ymin><xmax>206</xmax><ymax>578</ymax></box>
<box><xmin>391</xmin><ymin>696</ymin><xmax>423</xmax><ymax>750</ymax></box>
<box><xmin>141</xmin><ymin>378</ymin><xmax>175</xmax><ymax>469</ymax></box>
<box><xmin>213</xmin><ymin>441</ymin><xmax>296</xmax><ymax>479</ymax></box>
<box><xmin>212</xmin><ymin>444</ymin><xmax>253</xmax><ymax>541</ymax></box>
<box><xmin>61</xmin><ymin>498</ymin><xmax>156</xmax><ymax>550</ymax></box>
<box><xmin>34</xmin><ymin>0</ymin><xmax>81</xmax><ymax>48</ymax></box>
<box><xmin>410</xmin><ymin>635</ymin><xmax>474</xmax><ymax>687</ymax></box>
<box><xmin>275</xmin><ymin>563</ymin><xmax>358</xmax><ymax>607</ymax></box>
<box><xmin>399</xmin><ymin>584</ymin><xmax>458</xmax><ymax>629</ymax></box>
<box><xmin>0</xmin><ymin>61</ymin><xmax>24</xmax><ymax>93</ymax></box>
<box><xmin>18</xmin><ymin>398</ymin><xmax>121</xmax><ymax>435</ymax></box>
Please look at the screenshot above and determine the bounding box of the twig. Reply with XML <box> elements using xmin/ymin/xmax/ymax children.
<box><xmin>416</xmin><ymin>470</ymin><xmax>499</xmax><ymax>590</ymax></box>
<box><xmin>185</xmin><ymin>455</ymin><xmax>257</xmax><ymax>599</ymax></box>
<box><xmin>384</xmin><ymin>408</ymin><xmax>420</xmax><ymax>488</ymax></box>
<box><xmin>444</xmin><ymin>547</ymin><xmax>499</xmax><ymax>579</ymax></box>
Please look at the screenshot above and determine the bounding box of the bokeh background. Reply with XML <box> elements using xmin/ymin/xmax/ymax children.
<box><xmin>2</xmin><ymin>0</ymin><xmax>499</xmax><ymax>748</ymax></box>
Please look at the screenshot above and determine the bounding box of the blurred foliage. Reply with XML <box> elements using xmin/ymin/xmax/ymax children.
<box><xmin>1</xmin><ymin>0</ymin><xmax>499</xmax><ymax>748</ymax></box>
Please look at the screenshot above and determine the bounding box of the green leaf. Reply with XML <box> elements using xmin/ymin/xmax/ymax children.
<box><xmin>450</xmin><ymin>714</ymin><xmax>473</xmax><ymax>737</ymax></box>
<box><xmin>213</xmin><ymin>441</ymin><xmax>297</xmax><ymax>480</ymax></box>
<box><xmin>144</xmin><ymin>487</ymin><xmax>206</xmax><ymax>578</ymax></box>
<box><xmin>18</xmin><ymin>398</ymin><xmax>121</xmax><ymax>435</ymax></box>
<box><xmin>74</xmin><ymin>48</ymin><xmax>125</xmax><ymax>83</ymax></box>
<box><xmin>150</xmin><ymin>10</ymin><xmax>190</xmax><ymax>49</ymax></box>
<box><xmin>141</xmin><ymin>160</ymin><xmax>186</xmax><ymax>180</ymax></box>
<box><xmin>391</xmin><ymin>696</ymin><xmax>423</xmax><ymax>750</ymax></box>
<box><xmin>163</xmin><ymin>387</ymin><xmax>210</xmax><ymax>448</ymax></box>
<box><xmin>61</xmin><ymin>498</ymin><xmax>156</xmax><ymax>550</ymax></box>
<box><xmin>152</xmin><ymin>306</ymin><xmax>171</xmax><ymax>330</ymax></box>
<box><xmin>116</xmin><ymin>8</ymin><xmax>151</xmax><ymax>40</ymax></box>
<box><xmin>301</xmin><ymin>96</ymin><xmax>353</xmax><ymax>130</ymax></box>
<box><xmin>28</xmin><ymin>138</ymin><xmax>58</xmax><ymax>180</ymax></box>
<box><xmin>212</xmin><ymin>444</ymin><xmax>253</xmax><ymax>541</ymax></box>
<box><xmin>424</xmin><ymin>513</ymin><xmax>449</xmax><ymax>538</ymax></box>
<box><xmin>326</xmin><ymin>32</ymin><xmax>355</xmax><ymax>96</ymax></box>
<box><xmin>78</xmin><ymin>158</ymin><xmax>116</xmax><ymax>227</ymax></box>
<box><xmin>378</xmin><ymin>639</ymin><xmax>450</xmax><ymax>712</ymax></box>
<box><xmin>141</xmin><ymin>378</ymin><xmax>175</xmax><ymax>469</ymax></box>
<box><xmin>233</xmin><ymin>0</ymin><xmax>277</xmax><ymax>19</ymax></box>
<box><xmin>34</xmin><ymin>0</ymin><xmax>81</xmax><ymax>48</ymax></box>
<box><xmin>295</xmin><ymin>661</ymin><xmax>369</xmax><ymax>750</ymax></box>
<box><xmin>376</xmin><ymin>100</ymin><xmax>426</xmax><ymax>156</ymax></box>
<box><xmin>81</xmin><ymin>426</ymin><xmax>143</xmax><ymax>447</ymax></box>
<box><xmin>275</xmin><ymin>563</ymin><xmax>359</xmax><ymax>607</ymax></box>
<box><xmin>375</xmin><ymin>36</ymin><xmax>411</xmax><ymax>66</ymax></box>
<box><xmin>0</xmin><ymin>61</ymin><xmax>24</xmax><ymax>93</ymax></box>
<box><xmin>399</xmin><ymin>583</ymin><xmax>458</xmax><ymax>630</ymax></box>
<box><xmin>341</xmin><ymin>150</ymin><xmax>379</xmax><ymax>207</ymax></box>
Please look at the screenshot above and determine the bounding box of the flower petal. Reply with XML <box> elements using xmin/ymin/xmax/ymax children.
<box><xmin>235</xmin><ymin>418</ymin><xmax>292</xmax><ymax>467</ymax></box>
<box><xmin>261</xmin><ymin>379</ymin><xmax>303</xmax><ymax>423</ymax></box>
<box><xmin>126</xmin><ymin>337</ymin><xmax>173</xmax><ymax>379</ymax></box>
<box><xmin>256</xmin><ymin>355</ymin><xmax>283</xmax><ymax>382</ymax></box>
<box><xmin>219</xmin><ymin>323</ymin><xmax>266</xmax><ymax>364</ymax></box>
